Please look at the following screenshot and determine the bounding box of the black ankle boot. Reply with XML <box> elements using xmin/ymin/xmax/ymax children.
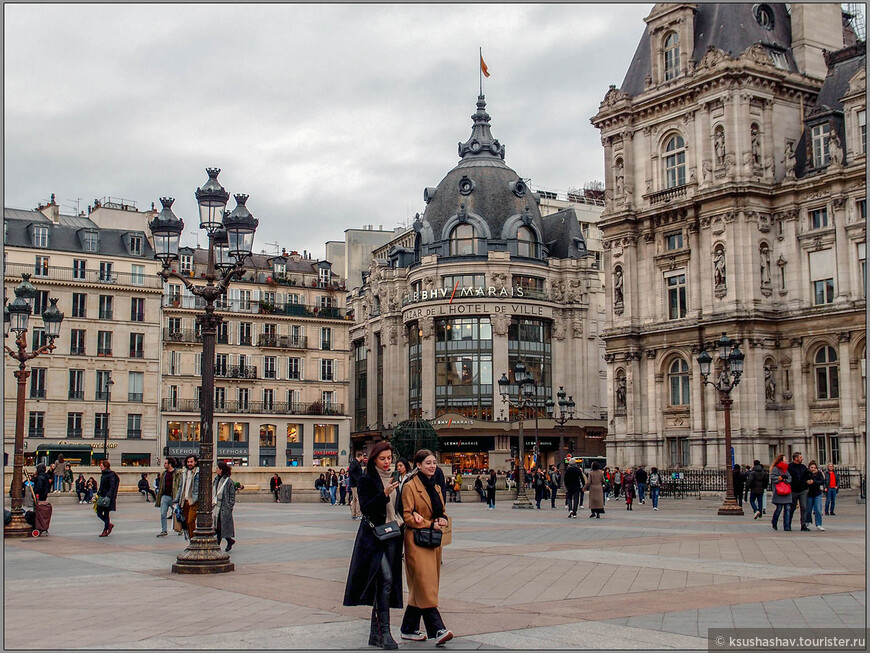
<box><xmin>378</xmin><ymin>611</ymin><xmax>397</xmax><ymax>650</ymax></box>
<box><xmin>368</xmin><ymin>607</ymin><xmax>380</xmax><ymax>647</ymax></box>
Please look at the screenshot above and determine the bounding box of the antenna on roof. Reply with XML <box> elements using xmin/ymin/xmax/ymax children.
<box><xmin>187</xmin><ymin>230</ymin><xmax>201</xmax><ymax>249</ymax></box>
<box><xmin>264</xmin><ymin>241</ymin><xmax>280</xmax><ymax>255</ymax></box>
<box><xmin>63</xmin><ymin>198</ymin><xmax>83</xmax><ymax>214</ymax></box>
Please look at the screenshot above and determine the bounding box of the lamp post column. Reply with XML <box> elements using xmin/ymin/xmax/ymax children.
<box><xmin>717</xmin><ymin>394</ymin><xmax>742</xmax><ymax>515</ymax></box>
<box><xmin>7</xmin><ymin>357</ymin><xmax>31</xmax><ymax>536</ymax></box>
<box><xmin>513</xmin><ymin>405</ymin><xmax>532</xmax><ymax>508</ymax></box>
<box><xmin>102</xmin><ymin>377</ymin><xmax>112</xmax><ymax>462</ymax></box>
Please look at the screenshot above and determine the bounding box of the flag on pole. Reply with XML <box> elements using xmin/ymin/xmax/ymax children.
<box><xmin>480</xmin><ymin>53</ymin><xmax>490</xmax><ymax>78</ymax></box>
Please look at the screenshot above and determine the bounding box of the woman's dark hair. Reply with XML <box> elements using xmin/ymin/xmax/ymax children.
<box><xmin>395</xmin><ymin>458</ymin><xmax>410</xmax><ymax>473</ymax></box>
<box><xmin>651</xmin><ymin>466</ymin><xmax>658</xmax><ymax>473</ymax></box>
<box><xmin>100</xmin><ymin>460</ymin><xmax>111</xmax><ymax>470</ymax></box>
<box><xmin>217</xmin><ymin>461</ymin><xmax>232</xmax><ymax>476</ymax></box>
<box><xmin>319</xmin><ymin>473</ymin><xmax>325</xmax><ymax>479</ymax></box>
<box><xmin>366</xmin><ymin>441</ymin><xmax>394</xmax><ymax>474</ymax></box>
<box><xmin>141</xmin><ymin>473</ymin><xmax>148</xmax><ymax>479</ymax></box>
<box><xmin>413</xmin><ymin>449</ymin><xmax>435</xmax><ymax>466</ymax></box>
<box><xmin>591</xmin><ymin>462</ymin><xmax>600</xmax><ymax>471</ymax></box>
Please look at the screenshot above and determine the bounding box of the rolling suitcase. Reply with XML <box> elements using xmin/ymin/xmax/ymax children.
<box><xmin>27</xmin><ymin>471</ymin><xmax>52</xmax><ymax>537</ymax></box>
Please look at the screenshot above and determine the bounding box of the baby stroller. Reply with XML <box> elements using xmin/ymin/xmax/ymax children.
<box><xmin>27</xmin><ymin>470</ymin><xmax>52</xmax><ymax>537</ymax></box>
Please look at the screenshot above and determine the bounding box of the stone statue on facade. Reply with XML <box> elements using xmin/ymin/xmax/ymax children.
<box><xmin>760</xmin><ymin>246</ymin><xmax>772</xmax><ymax>286</ymax></box>
<box><xmin>751</xmin><ymin>127</ymin><xmax>762</xmax><ymax>168</ymax></box>
<box><xmin>828</xmin><ymin>129</ymin><xmax>843</xmax><ymax>166</ymax></box>
<box><xmin>714</xmin><ymin>128</ymin><xmax>725</xmax><ymax>167</ymax></box>
<box><xmin>714</xmin><ymin>248</ymin><xmax>726</xmax><ymax>288</ymax></box>
<box><xmin>614</xmin><ymin>267</ymin><xmax>624</xmax><ymax>305</ymax></box>
<box><xmin>783</xmin><ymin>141</ymin><xmax>796</xmax><ymax>179</ymax></box>
<box><xmin>615</xmin><ymin>376</ymin><xmax>627</xmax><ymax>409</ymax></box>
<box><xmin>764</xmin><ymin>366</ymin><xmax>776</xmax><ymax>402</ymax></box>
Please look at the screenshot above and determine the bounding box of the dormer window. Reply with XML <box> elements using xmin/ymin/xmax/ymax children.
<box><xmin>516</xmin><ymin>226</ymin><xmax>537</xmax><ymax>257</ymax></box>
<box><xmin>129</xmin><ymin>235</ymin><xmax>143</xmax><ymax>256</ymax></box>
<box><xmin>33</xmin><ymin>226</ymin><xmax>49</xmax><ymax>248</ymax></box>
<box><xmin>274</xmin><ymin>261</ymin><xmax>286</xmax><ymax>277</ymax></box>
<box><xmin>811</xmin><ymin>123</ymin><xmax>830</xmax><ymax>167</ymax></box>
<box><xmin>449</xmin><ymin>224</ymin><xmax>478</xmax><ymax>256</ymax></box>
<box><xmin>180</xmin><ymin>253</ymin><xmax>193</xmax><ymax>275</ymax></box>
<box><xmin>663</xmin><ymin>32</ymin><xmax>680</xmax><ymax>81</ymax></box>
<box><xmin>754</xmin><ymin>4</ymin><xmax>774</xmax><ymax>30</ymax></box>
<box><xmin>319</xmin><ymin>267</ymin><xmax>330</xmax><ymax>287</ymax></box>
<box><xmin>82</xmin><ymin>230</ymin><xmax>99</xmax><ymax>252</ymax></box>
<box><xmin>664</xmin><ymin>134</ymin><xmax>686</xmax><ymax>188</ymax></box>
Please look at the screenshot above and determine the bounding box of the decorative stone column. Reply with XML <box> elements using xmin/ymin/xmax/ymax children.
<box><xmin>419</xmin><ymin>317</ymin><xmax>436</xmax><ymax>418</ymax></box>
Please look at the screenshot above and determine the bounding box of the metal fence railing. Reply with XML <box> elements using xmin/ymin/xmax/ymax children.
<box><xmin>657</xmin><ymin>466</ymin><xmax>853</xmax><ymax>499</ymax></box>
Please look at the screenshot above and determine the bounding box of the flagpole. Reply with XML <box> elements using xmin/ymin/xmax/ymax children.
<box><xmin>479</xmin><ymin>47</ymin><xmax>483</xmax><ymax>96</ymax></box>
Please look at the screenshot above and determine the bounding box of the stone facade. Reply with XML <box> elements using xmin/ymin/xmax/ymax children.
<box><xmin>591</xmin><ymin>3</ymin><xmax>866</xmax><ymax>470</ymax></box>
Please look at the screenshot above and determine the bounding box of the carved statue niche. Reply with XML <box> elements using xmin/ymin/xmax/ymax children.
<box><xmin>713</xmin><ymin>244</ymin><xmax>727</xmax><ymax>293</ymax></box>
<box><xmin>829</xmin><ymin>129</ymin><xmax>843</xmax><ymax>166</ymax></box>
<box><xmin>750</xmin><ymin>124</ymin><xmax>762</xmax><ymax>169</ymax></box>
<box><xmin>783</xmin><ymin>141</ymin><xmax>796</xmax><ymax>179</ymax></box>
<box><xmin>764</xmin><ymin>362</ymin><xmax>776</xmax><ymax>403</ymax></box>
<box><xmin>490</xmin><ymin>272</ymin><xmax>508</xmax><ymax>290</ymax></box>
<box><xmin>491</xmin><ymin>314</ymin><xmax>510</xmax><ymax>337</ymax></box>
<box><xmin>613</xmin><ymin>266</ymin><xmax>625</xmax><ymax>308</ymax></box>
<box><xmin>614</xmin><ymin>158</ymin><xmax>625</xmax><ymax>199</ymax></box>
<box><xmin>615</xmin><ymin>371</ymin><xmax>627</xmax><ymax>409</ymax></box>
<box><xmin>713</xmin><ymin>125</ymin><xmax>726</xmax><ymax>168</ymax></box>
<box><xmin>760</xmin><ymin>243</ymin><xmax>772</xmax><ymax>295</ymax></box>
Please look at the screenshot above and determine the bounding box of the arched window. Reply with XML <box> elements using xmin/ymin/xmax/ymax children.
<box><xmin>663</xmin><ymin>32</ymin><xmax>680</xmax><ymax>80</ymax></box>
<box><xmin>449</xmin><ymin>224</ymin><xmax>477</xmax><ymax>256</ymax></box>
<box><xmin>516</xmin><ymin>226</ymin><xmax>536</xmax><ymax>257</ymax></box>
<box><xmin>664</xmin><ymin>135</ymin><xmax>686</xmax><ymax>188</ymax></box>
<box><xmin>668</xmin><ymin>358</ymin><xmax>690</xmax><ymax>406</ymax></box>
<box><xmin>815</xmin><ymin>346</ymin><xmax>839</xmax><ymax>399</ymax></box>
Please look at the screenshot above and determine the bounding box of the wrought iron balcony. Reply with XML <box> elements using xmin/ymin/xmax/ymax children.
<box><xmin>215</xmin><ymin>365</ymin><xmax>258</xmax><ymax>379</ymax></box>
<box><xmin>257</xmin><ymin>334</ymin><xmax>308</xmax><ymax>349</ymax></box>
<box><xmin>68</xmin><ymin>390</ymin><xmax>85</xmax><ymax>400</ymax></box>
<box><xmin>162</xmin><ymin>397</ymin><xmax>345</xmax><ymax>416</ymax></box>
<box><xmin>4</xmin><ymin>261</ymin><xmax>163</xmax><ymax>288</ymax></box>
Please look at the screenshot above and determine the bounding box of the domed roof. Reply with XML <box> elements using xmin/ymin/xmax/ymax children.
<box><xmin>418</xmin><ymin>95</ymin><xmax>543</xmax><ymax>246</ymax></box>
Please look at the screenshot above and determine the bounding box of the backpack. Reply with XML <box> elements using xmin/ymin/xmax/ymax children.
<box><xmin>649</xmin><ymin>472</ymin><xmax>661</xmax><ymax>487</ymax></box>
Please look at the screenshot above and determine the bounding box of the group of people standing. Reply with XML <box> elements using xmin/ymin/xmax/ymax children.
<box><xmin>768</xmin><ymin>453</ymin><xmax>839</xmax><ymax>532</ymax></box>
<box><xmin>315</xmin><ymin>468</ymin><xmax>348</xmax><ymax>505</ymax></box>
<box><xmin>344</xmin><ymin>443</ymin><xmax>454</xmax><ymax>649</ymax></box>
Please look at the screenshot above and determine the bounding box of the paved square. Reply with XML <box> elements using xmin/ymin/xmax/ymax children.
<box><xmin>3</xmin><ymin>493</ymin><xmax>865</xmax><ymax>649</ymax></box>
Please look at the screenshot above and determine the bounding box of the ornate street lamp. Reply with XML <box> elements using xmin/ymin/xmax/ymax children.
<box><xmin>4</xmin><ymin>275</ymin><xmax>64</xmax><ymax>537</ymax></box>
<box><xmin>148</xmin><ymin>168</ymin><xmax>258</xmax><ymax>574</ymax></box>
<box><xmin>546</xmin><ymin>386</ymin><xmax>575</xmax><ymax>486</ymax></box>
<box><xmin>498</xmin><ymin>361</ymin><xmax>537</xmax><ymax>508</ymax></box>
<box><xmin>102</xmin><ymin>375</ymin><xmax>114</xmax><ymax>462</ymax></box>
<box><xmin>697</xmin><ymin>332</ymin><xmax>745</xmax><ymax>516</ymax></box>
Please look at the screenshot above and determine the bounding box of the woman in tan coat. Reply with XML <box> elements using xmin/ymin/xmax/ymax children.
<box><xmin>400</xmin><ymin>449</ymin><xmax>454</xmax><ymax>646</ymax></box>
<box><xmin>583</xmin><ymin>461</ymin><xmax>606</xmax><ymax>518</ymax></box>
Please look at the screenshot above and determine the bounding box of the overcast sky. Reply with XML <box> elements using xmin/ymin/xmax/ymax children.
<box><xmin>5</xmin><ymin>3</ymin><xmax>652</xmax><ymax>258</ymax></box>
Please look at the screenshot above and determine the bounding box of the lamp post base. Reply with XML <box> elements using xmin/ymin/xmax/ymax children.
<box><xmin>171</xmin><ymin>534</ymin><xmax>234</xmax><ymax>574</ymax></box>
<box><xmin>4</xmin><ymin>509</ymin><xmax>32</xmax><ymax>538</ymax></box>
<box><xmin>717</xmin><ymin>498</ymin><xmax>745</xmax><ymax>516</ymax></box>
<box><xmin>512</xmin><ymin>491</ymin><xmax>535</xmax><ymax>509</ymax></box>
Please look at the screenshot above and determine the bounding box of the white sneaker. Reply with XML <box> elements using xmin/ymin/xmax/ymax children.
<box><xmin>816</xmin><ymin>525</ymin><xmax>825</xmax><ymax>531</ymax></box>
<box><xmin>653</xmin><ymin>507</ymin><xmax>658</xmax><ymax>511</ymax></box>
<box><xmin>401</xmin><ymin>631</ymin><xmax>427</xmax><ymax>641</ymax></box>
<box><xmin>435</xmin><ymin>629</ymin><xmax>454</xmax><ymax>646</ymax></box>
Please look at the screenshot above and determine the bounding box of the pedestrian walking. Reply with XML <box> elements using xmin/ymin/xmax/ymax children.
<box><xmin>824</xmin><ymin>462</ymin><xmax>839</xmax><ymax>515</ymax></box>
<box><xmin>612</xmin><ymin>467</ymin><xmax>622</xmax><ymax>499</ymax></box>
<box><xmin>564</xmin><ymin>458</ymin><xmax>582</xmax><ymax>518</ymax></box>
<box><xmin>270</xmin><ymin>473</ymin><xmax>283</xmax><ymax>502</ymax></box>
<box><xmin>343</xmin><ymin>441</ymin><xmax>404</xmax><ymax>650</ymax></box>
<box><xmin>602</xmin><ymin>467</ymin><xmax>612</xmax><ymax>501</ymax></box>
<box><xmin>745</xmin><ymin>460</ymin><xmax>768</xmax><ymax>519</ymax></box>
<box><xmin>648</xmin><ymin>466</ymin><xmax>661</xmax><ymax>510</ymax></box>
<box><xmin>213</xmin><ymin>461</ymin><xmax>236</xmax><ymax>551</ymax></box>
<box><xmin>155</xmin><ymin>457</ymin><xmax>180</xmax><ymax>537</ymax></box>
<box><xmin>584</xmin><ymin>462</ymin><xmax>606</xmax><ymax>518</ymax></box>
<box><xmin>174</xmin><ymin>454</ymin><xmax>200</xmax><ymax>540</ymax></box>
<box><xmin>486</xmin><ymin>469</ymin><xmax>497</xmax><ymax>510</ymax></box>
<box><xmin>786</xmin><ymin>452</ymin><xmax>810</xmax><ymax>532</ymax></box>
<box><xmin>348</xmin><ymin>450</ymin><xmax>365</xmax><ymax>519</ymax></box>
<box><xmin>394</xmin><ymin>458</ymin><xmax>411</xmax><ymax>491</ymax></box>
<box><xmin>622</xmin><ymin>467</ymin><xmax>636</xmax><ymax>510</ymax></box>
<box><xmin>533</xmin><ymin>468</ymin><xmax>546</xmax><ymax>509</ymax></box>
<box><xmin>732</xmin><ymin>464</ymin><xmax>745</xmax><ymax>508</ymax></box>
<box><xmin>399</xmin><ymin>449</ymin><xmax>453</xmax><ymax>646</ymax></box>
<box><xmin>138</xmin><ymin>473</ymin><xmax>157</xmax><ymax>502</ymax></box>
<box><xmin>634</xmin><ymin>465</ymin><xmax>648</xmax><ymax>504</ymax></box>
<box><xmin>96</xmin><ymin>459</ymin><xmax>120</xmax><ymax>537</ymax></box>
<box><xmin>338</xmin><ymin>469</ymin><xmax>348</xmax><ymax>505</ymax></box>
<box><xmin>770</xmin><ymin>455</ymin><xmax>792</xmax><ymax>531</ymax></box>
<box><xmin>453</xmin><ymin>471</ymin><xmax>463</xmax><ymax>503</ymax></box>
<box><xmin>805</xmin><ymin>461</ymin><xmax>825</xmax><ymax>531</ymax></box>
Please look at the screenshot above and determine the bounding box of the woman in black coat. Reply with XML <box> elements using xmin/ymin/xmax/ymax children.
<box><xmin>96</xmin><ymin>459</ymin><xmax>120</xmax><ymax>537</ymax></box>
<box><xmin>343</xmin><ymin>442</ymin><xmax>404</xmax><ymax>650</ymax></box>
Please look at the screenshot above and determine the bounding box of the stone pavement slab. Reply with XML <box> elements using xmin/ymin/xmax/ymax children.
<box><xmin>3</xmin><ymin>493</ymin><xmax>865</xmax><ymax>649</ymax></box>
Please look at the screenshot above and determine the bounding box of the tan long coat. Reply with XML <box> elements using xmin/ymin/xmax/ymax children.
<box><xmin>402</xmin><ymin>474</ymin><xmax>451</xmax><ymax>608</ymax></box>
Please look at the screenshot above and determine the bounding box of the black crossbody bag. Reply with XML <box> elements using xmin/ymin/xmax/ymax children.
<box><xmin>367</xmin><ymin>519</ymin><xmax>403</xmax><ymax>541</ymax></box>
<box><xmin>413</xmin><ymin>525</ymin><xmax>443</xmax><ymax>548</ymax></box>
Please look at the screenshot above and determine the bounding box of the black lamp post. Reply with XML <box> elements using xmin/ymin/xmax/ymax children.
<box><xmin>148</xmin><ymin>168</ymin><xmax>258</xmax><ymax>574</ymax></box>
<box><xmin>546</xmin><ymin>386</ymin><xmax>575</xmax><ymax>486</ymax></box>
<box><xmin>4</xmin><ymin>275</ymin><xmax>64</xmax><ymax>537</ymax></box>
<box><xmin>102</xmin><ymin>375</ymin><xmax>113</xmax><ymax>462</ymax></box>
<box><xmin>497</xmin><ymin>361</ymin><xmax>536</xmax><ymax>509</ymax></box>
<box><xmin>697</xmin><ymin>332</ymin><xmax>745</xmax><ymax>516</ymax></box>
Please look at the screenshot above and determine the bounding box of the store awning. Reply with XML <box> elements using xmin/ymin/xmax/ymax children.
<box><xmin>34</xmin><ymin>444</ymin><xmax>93</xmax><ymax>453</ymax></box>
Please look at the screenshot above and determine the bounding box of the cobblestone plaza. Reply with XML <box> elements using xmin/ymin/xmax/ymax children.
<box><xmin>3</xmin><ymin>494</ymin><xmax>865</xmax><ymax>650</ymax></box>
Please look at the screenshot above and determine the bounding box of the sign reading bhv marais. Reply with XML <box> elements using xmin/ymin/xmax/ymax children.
<box><xmin>403</xmin><ymin>284</ymin><xmax>549</xmax><ymax>319</ymax></box>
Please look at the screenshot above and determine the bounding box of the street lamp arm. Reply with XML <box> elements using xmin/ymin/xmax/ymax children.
<box><xmin>5</xmin><ymin>339</ymin><xmax>56</xmax><ymax>363</ymax></box>
<box><xmin>158</xmin><ymin>264</ymin><xmax>244</xmax><ymax>300</ymax></box>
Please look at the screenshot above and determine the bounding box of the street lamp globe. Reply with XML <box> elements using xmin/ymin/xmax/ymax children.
<box><xmin>545</xmin><ymin>398</ymin><xmax>555</xmax><ymax>417</ymax></box>
<box><xmin>728</xmin><ymin>344</ymin><xmax>744</xmax><ymax>376</ymax></box>
<box><xmin>149</xmin><ymin>197</ymin><xmax>185</xmax><ymax>265</ymax></box>
<box><xmin>212</xmin><ymin>228</ymin><xmax>234</xmax><ymax>271</ymax></box>
<box><xmin>717</xmin><ymin>332</ymin><xmax>733</xmax><ymax>361</ymax></box>
<box><xmin>566</xmin><ymin>396</ymin><xmax>575</xmax><ymax>418</ymax></box>
<box><xmin>697</xmin><ymin>349</ymin><xmax>713</xmax><ymax>379</ymax></box>
<box><xmin>41</xmin><ymin>298</ymin><xmax>64</xmax><ymax>339</ymax></box>
<box><xmin>223</xmin><ymin>194</ymin><xmax>259</xmax><ymax>261</ymax></box>
<box><xmin>7</xmin><ymin>296</ymin><xmax>31</xmax><ymax>334</ymax></box>
<box><xmin>14</xmin><ymin>274</ymin><xmax>37</xmax><ymax>309</ymax></box>
<box><xmin>497</xmin><ymin>372</ymin><xmax>510</xmax><ymax>397</ymax></box>
<box><xmin>195</xmin><ymin>167</ymin><xmax>230</xmax><ymax>233</ymax></box>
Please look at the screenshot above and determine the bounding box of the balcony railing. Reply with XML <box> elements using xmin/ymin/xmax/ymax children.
<box><xmin>70</xmin><ymin>347</ymin><xmax>86</xmax><ymax>356</ymax></box>
<box><xmin>162</xmin><ymin>397</ymin><xmax>345</xmax><ymax>415</ymax></box>
<box><xmin>3</xmin><ymin>261</ymin><xmax>162</xmax><ymax>288</ymax></box>
<box><xmin>29</xmin><ymin>389</ymin><xmax>46</xmax><ymax>399</ymax></box>
<box><xmin>28</xmin><ymin>429</ymin><xmax>44</xmax><ymax>438</ymax></box>
<box><xmin>127</xmin><ymin>429</ymin><xmax>142</xmax><ymax>439</ymax></box>
<box><xmin>98</xmin><ymin>310</ymin><xmax>113</xmax><ymax>320</ymax></box>
<box><xmin>647</xmin><ymin>184</ymin><xmax>688</xmax><ymax>205</ymax></box>
<box><xmin>97</xmin><ymin>348</ymin><xmax>112</xmax><ymax>357</ymax></box>
<box><xmin>66</xmin><ymin>429</ymin><xmax>82</xmax><ymax>439</ymax></box>
<box><xmin>94</xmin><ymin>429</ymin><xmax>108</xmax><ymax>439</ymax></box>
<box><xmin>95</xmin><ymin>391</ymin><xmax>111</xmax><ymax>401</ymax></box>
<box><xmin>215</xmin><ymin>365</ymin><xmax>258</xmax><ymax>379</ymax></box>
<box><xmin>130</xmin><ymin>349</ymin><xmax>145</xmax><ymax>358</ymax></box>
<box><xmin>128</xmin><ymin>393</ymin><xmax>143</xmax><ymax>402</ymax></box>
<box><xmin>162</xmin><ymin>296</ymin><xmax>348</xmax><ymax>320</ymax></box>
<box><xmin>257</xmin><ymin>334</ymin><xmax>307</xmax><ymax>349</ymax></box>
<box><xmin>69</xmin><ymin>390</ymin><xmax>85</xmax><ymax>400</ymax></box>
<box><xmin>164</xmin><ymin>328</ymin><xmax>201</xmax><ymax>343</ymax></box>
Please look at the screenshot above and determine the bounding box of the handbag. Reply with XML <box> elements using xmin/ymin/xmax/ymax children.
<box><xmin>775</xmin><ymin>481</ymin><xmax>791</xmax><ymax>496</ymax></box>
<box><xmin>96</xmin><ymin>495</ymin><xmax>111</xmax><ymax>508</ymax></box>
<box><xmin>367</xmin><ymin>519</ymin><xmax>402</xmax><ymax>542</ymax></box>
<box><xmin>413</xmin><ymin>526</ymin><xmax>443</xmax><ymax>548</ymax></box>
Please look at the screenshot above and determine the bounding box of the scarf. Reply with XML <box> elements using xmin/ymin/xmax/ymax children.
<box><xmin>420</xmin><ymin>471</ymin><xmax>444</xmax><ymax>520</ymax></box>
<box><xmin>775</xmin><ymin>460</ymin><xmax>788</xmax><ymax>473</ymax></box>
<box><xmin>213</xmin><ymin>476</ymin><xmax>230</xmax><ymax>520</ymax></box>
<box><xmin>376</xmin><ymin>467</ymin><xmax>399</xmax><ymax>523</ymax></box>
